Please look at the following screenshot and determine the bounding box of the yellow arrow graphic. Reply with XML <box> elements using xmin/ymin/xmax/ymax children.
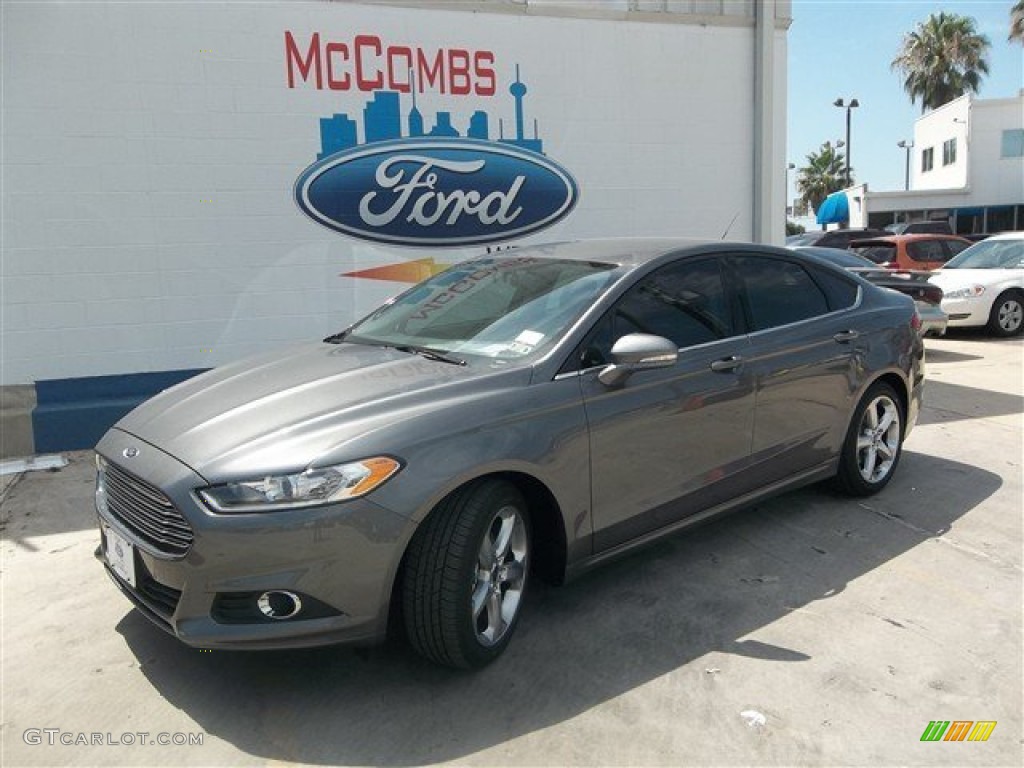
<box><xmin>341</xmin><ymin>257</ymin><xmax>450</xmax><ymax>284</ymax></box>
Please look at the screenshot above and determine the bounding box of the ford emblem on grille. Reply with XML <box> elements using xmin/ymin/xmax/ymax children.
<box><xmin>123</xmin><ymin>447</ymin><xmax>140</xmax><ymax>459</ymax></box>
<box><xmin>294</xmin><ymin>139</ymin><xmax>578</xmax><ymax>247</ymax></box>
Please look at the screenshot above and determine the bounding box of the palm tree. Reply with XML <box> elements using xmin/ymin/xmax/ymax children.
<box><xmin>1011</xmin><ymin>1</ymin><xmax>1024</xmax><ymax>43</ymax></box>
<box><xmin>891</xmin><ymin>12</ymin><xmax>991</xmax><ymax>113</ymax></box>
<box><xmin>796</xmin><ymin>142</ymin><xmax>850</xmax><ymax>227</ymax></box>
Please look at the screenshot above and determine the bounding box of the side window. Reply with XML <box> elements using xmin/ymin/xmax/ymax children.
<box><xmin>612</xmin><ymin>259</ymin><xmax>732</xmax><ymax>349</ymax></box>
<box><xmin>807</xmin><ymin>265</ymin><xmax>859</xmax><ymax>311</ymax></box>
<box><xmin>907</xmin><ymin>240</ymin><xmax>946</xmax><ymax>263</ymax></box>
<box><xmin>944</xmin><ymin>240</ymin><xmax>970</xmax><ymax>259</ymax></box>
<box><xmin>732</xmin><ymin>256</ymin><xmax>830</xmax><ymax>331</ymax></box>
<box><xmin>570</xmin><ymin>258</ymin><xmax>732</xmax><ymax>371</ymax></box>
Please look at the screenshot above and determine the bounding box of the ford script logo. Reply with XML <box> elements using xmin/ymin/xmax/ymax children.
<box><xmin>294</xmin><ymin>139</ymin><xmax>578</xmax><ymax>247</ymax></box>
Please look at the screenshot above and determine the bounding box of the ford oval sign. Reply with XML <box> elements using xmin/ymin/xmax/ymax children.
<box><xmin>294</xmin><ymin>139</ymin><xmax>578</xmax><ymax>247</ymax></box>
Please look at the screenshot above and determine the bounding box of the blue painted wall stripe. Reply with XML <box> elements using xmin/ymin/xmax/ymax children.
<box><xmin>32</xmin><ymin>369</ymin><xmax>208</xmax><ymax>453</ymax></box>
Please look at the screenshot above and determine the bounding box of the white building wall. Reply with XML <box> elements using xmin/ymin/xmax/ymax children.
<box><xmin>968</xmin><ymin>95</ymin><xmax>1024</xmax><ymax>204</ymax></box>
<box><xmin>2</xmin><ymin>0</ymin><xmax>787</xmax><ymax>388</ymax></box>
<box><xmin>911</xmin><ymin>96</ymin><xmax>969</xmax><ymax>191</ymax></box>
<box><xmin>865</xmin><ymin>91</ymin><xmax>1023</xmax><ymax>228</ymax></box>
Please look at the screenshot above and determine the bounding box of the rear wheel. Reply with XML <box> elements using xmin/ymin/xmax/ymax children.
<box><xmin>834</xmin><ymin>382</ymin><xmax>904</xmax><ymax>497</ymax></box>
<box><xmin>402</xmin><ymin>479</ymin><xmax>530</xmax><ymax>669</ymax></box>
<box><xmin>986</xmin><ymin>291</ymin><xmax>1024</xmax><ymax>337</ymax></box>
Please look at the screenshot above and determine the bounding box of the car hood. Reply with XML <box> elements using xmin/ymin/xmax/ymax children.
<box><xmin>114</xmin><ymin>342</ymin><xmax>531</xmax><ymax>480</ymax></box>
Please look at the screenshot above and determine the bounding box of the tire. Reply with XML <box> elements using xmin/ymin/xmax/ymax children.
<box><xmin>986</xmin><ymin>291</ymin><xmax>1024</xmax><ymax>337</ymax></box>
<box><xmin>833</xmin><ymin>382</ymin><xmax>905</xmax><ymax>497</ymax></box>
<box><xmin>402</xmin><ymin>479</ymin><xmax>530</xmax><ymax>669</ymax></box>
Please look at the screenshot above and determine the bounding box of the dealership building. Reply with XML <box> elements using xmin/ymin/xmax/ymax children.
<box><xmin>845</xmin><ymin>91</ymin><xmax>1024</xmax><ymax>234</ymax></box>
<box><xmin>1</xmin><ymin>0</ymin><xmax>792</xmax><ymax>458</ymax></box>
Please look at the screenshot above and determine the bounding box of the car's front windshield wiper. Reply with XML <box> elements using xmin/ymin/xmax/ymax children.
<box><xmin>326</xmin><ymin>333</ymin><xmax>465</xmax><ymax>365</ymax></box>
<box><xmin>393</xmin><ymin>344</ymin><xmax>466</xmax><ymax>366</ymax></box>
<box><xmin>323</xmin><ymin>329</ymin><xmax>350</xmax><ymax>344</ymax></box>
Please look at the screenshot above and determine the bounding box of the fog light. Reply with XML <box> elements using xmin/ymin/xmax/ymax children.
<box><xmin>257</xmin><ymin>590</ymin><xmax>303</xmax><ymax>620</ymax></box>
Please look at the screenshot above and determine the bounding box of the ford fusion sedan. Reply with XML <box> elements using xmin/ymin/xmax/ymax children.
<box><xmin>95</xmin><ymin>239</ymin><xmax>924</xmax><ymax>668</ymax></box>
<box><xmin>929</xmin><ymin>232</ymin><xmax>1024</xmax><ymax>337</ymax></box>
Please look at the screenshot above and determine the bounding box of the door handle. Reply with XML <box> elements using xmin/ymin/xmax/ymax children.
<box><xmin>833</xmin><ymin>330</ymin><xmax>860</xmax><ymax>343</ymax></box>
<box><xmin>710</xmin><ymin>355</ymin><xmax>744</xmax><ymax>373</ymax></box>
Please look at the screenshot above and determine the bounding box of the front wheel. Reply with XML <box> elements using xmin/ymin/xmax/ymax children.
<box><xmin>987</xmin><ymin>291</ymin><xmax>1024</xmax><ymax>337</ymax></box>
<box><xmin>402</xmin><ymin>479</ymin><xmax>530</xmax><ymax>669</ymax></box>
<box><xmin>834</xmin><ymin>382</ymin><xmax>905</xmax><ymax>497</ymax></box>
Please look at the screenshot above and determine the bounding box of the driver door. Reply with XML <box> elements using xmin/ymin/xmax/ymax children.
<box><xmin>575</xmin><ymin>256</ymin><xmax>756</xmax><ymax>552</ymax></box>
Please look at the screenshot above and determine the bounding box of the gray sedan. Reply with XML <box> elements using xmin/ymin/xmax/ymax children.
<box><xmin>95</xmin><ymin>239</ymin><xmax>924</xmax><ymax>668</ymax></box>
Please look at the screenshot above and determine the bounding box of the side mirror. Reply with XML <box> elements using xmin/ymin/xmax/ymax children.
<box><xmin>598</xmin><ymin>333</ymin><xmax>678</xmax><ymax>387</ymax></box>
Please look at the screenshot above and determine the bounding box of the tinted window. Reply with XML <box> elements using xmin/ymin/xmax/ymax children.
<box><xmin>944</xmin><ymin>240</ymin><xmax>970</xmax><ymax>258</ymax></box>
<box><xmin>907</xmin><ymin>240</ymin><xmax>947</xmax><ymax>263</ymax></box>
<box><xmin>613</xmin><ymin>259</ymin><xmax>732</xmax><ymax>348</ymax></box>
<box><xmin>851</xmin><ymin>243</ymin><xmax>896</xmax><ymax>265</ymax></box>
<box><xmin>807</xmin><ymin>265</ymin><xmax>858</xmax><ymax>311</ymax></box>
<box><xmin>732</xmin><ymin>256</ymin><xmax>830</xmax><ymax>331</ymax></box>
<box><xmin>573</xmin><ymin>258</ymin><xmax>733</xmax><ymax>369</ymax></box>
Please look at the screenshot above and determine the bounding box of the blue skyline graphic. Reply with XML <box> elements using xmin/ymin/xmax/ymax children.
<box><xmin>317</xmin><ymin>65</ymin><xmax>544</xmax><ymax>160</ymax></box>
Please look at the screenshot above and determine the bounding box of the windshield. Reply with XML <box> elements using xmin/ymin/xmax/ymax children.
<box><xmin>341</xmin><ymin>255</ymin><xmax>619</xmax><ymax>361</ymax></box>
<box><xmin>943</xmin><ymin>239</ymin><xmax>1024</xmax><ymax>269</ymax></box>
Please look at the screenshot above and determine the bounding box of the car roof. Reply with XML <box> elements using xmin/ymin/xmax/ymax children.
<box><xmin>498</xmin><ymin>237</ymin><xmax>727</xmax><ymax>266</ymax></box>
<box><xmin>984</xmin><ymin>231</ymin><xmax>1024</xmax><ymax>242</ymax></box>
<box><xmin>791</xmin><ymin>245</ymin><xmax>875</xmax><ymax>266</ymax></box>
<box><xmin>852</xmin><ymin>234</ymin><xmax>968</xmax><ymax>244</ymax></box>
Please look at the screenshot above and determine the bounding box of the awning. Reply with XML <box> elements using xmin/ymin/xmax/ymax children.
<box><xmin>816</xmin><ymin>191</ymin><xmax>849</xmax><ymax>225</ymax></box>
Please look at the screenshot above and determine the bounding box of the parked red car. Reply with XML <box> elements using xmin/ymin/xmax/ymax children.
<box><xmin>850</xmin><ymin>234</ymin><xmax>972</xmax><ymax>271</ymax></box>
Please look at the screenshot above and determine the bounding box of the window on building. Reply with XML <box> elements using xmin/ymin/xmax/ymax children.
<box><xmin>1001</xmin><ymin>129</ymin><xmax>1024</xmax><ymax>158</ymax></box>
<box><xmin>921</xmin><ymin>147</ymin><xmax>934</xmax><ymax>172</ymax></box>
<box><xmin>988</xmin><ymin>206</ymin><xmax>1016</xmax><ymax>233</ymax></box>
<box><xmin>942</xmin><ymin>138</ymin><xmax>957</xmax><ymax>166</ymax></box>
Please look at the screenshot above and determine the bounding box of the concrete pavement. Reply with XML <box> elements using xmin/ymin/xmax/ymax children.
<box><xmin>2</xmin><ymin>332</ymin><xmax>1021</xmax><ymax>766</ymax></box>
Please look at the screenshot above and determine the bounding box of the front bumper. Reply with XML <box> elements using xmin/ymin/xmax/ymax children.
<box><xmin>941</xmin><ymin>295</ymin><xmax>991</xmax><ymax>327</ymax></box>
<box><xmin>95</xmin><ymin>428</ymin><xmax>415</xmax><ymax>650</ymax></box>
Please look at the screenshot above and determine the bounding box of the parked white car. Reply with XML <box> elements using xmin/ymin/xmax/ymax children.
<box><xmin>929</xmin><ymin>233</ymin><xmax>1024</xmax><ymax>337</ymax></box>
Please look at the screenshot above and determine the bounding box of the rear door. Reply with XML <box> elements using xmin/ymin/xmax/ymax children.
<box><xmin>728</xmin><ymin>254</ymin><xmax>862</xmax><ymax>485</ymax></box>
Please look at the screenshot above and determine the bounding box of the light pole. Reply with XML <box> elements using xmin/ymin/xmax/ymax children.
<box><xmin>786</xmin><ymin>162</ymin><xmax>795</xmax><ymax>219</ymax></box>
<box><xmin>897</xmin><ymin>139</ymin><xmax>914</xmax><ymax>190</ymax></box>
<box><xmin>834</xmin><ymin>97</ymin><xmax>859</xmax><ymax>186</ymax></box>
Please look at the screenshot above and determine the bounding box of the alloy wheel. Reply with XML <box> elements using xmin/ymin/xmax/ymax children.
<box><xmin>855</xmin><ymin>394</ymin><xmax>901</xmax><ymax>484</ymax></box>
<box><xmin>472</xmin><ymin>505</ymin><xmax>528</xmax><ymax>647</ymax></box>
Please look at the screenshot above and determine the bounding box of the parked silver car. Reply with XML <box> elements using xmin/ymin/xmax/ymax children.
<box><xmin>95</xmin><ymin>239</ymin><xmax>924</xmax><ymax>668</ymax></box>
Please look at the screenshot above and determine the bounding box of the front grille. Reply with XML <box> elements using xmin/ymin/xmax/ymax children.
<box><xmin>103</xmin><ymin>462</ymin><xmax>194</xmax><ymax>557</ymax></box>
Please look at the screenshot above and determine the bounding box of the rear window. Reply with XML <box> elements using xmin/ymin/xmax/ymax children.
<box><xmin>906</xmin><ymin>240</ymin><xmax>948</xmax><ymax>263</ymax></box>
<box><xmin>851</xmin><ymin>244</ymin><xmax>896</xmax><ymax>264</ymax></box>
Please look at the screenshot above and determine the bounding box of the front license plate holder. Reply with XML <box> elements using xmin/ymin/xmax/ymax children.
<box><xmin>104</xmin><ymin>525</ymin><xmax>137</xmax><ymax>588</ymax></box>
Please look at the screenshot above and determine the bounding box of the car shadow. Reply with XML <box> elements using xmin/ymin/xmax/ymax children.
<box><xmin>916</xmin><ymin>380</ymin><xmax>1024</xmax><ymax>426</ymax></box>
<box><xmin>923</xmin><ymin>346</ymin><xmax>984</xmax><ymax>363</ymax></box>
<box><xmin>116</xmin><ymin>450</ymin><xmax>999</xmax><ymax>766</ymax></box>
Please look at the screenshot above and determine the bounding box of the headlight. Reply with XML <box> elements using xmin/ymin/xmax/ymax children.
<box><xmin>198</xmin><ymin>457</ymin><xmax>401</xmax><ymax>513</ymax></box>
<box><xmin>943</xmin><ymin>284</ymin><xmax>986</xmax><ymax>299</ymax></box>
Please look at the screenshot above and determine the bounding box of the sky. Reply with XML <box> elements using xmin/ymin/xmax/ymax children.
<box><xmin>787</xmin><ymin>0</ymin><xmax>1024</xmax><ymax>206</ymax></box>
